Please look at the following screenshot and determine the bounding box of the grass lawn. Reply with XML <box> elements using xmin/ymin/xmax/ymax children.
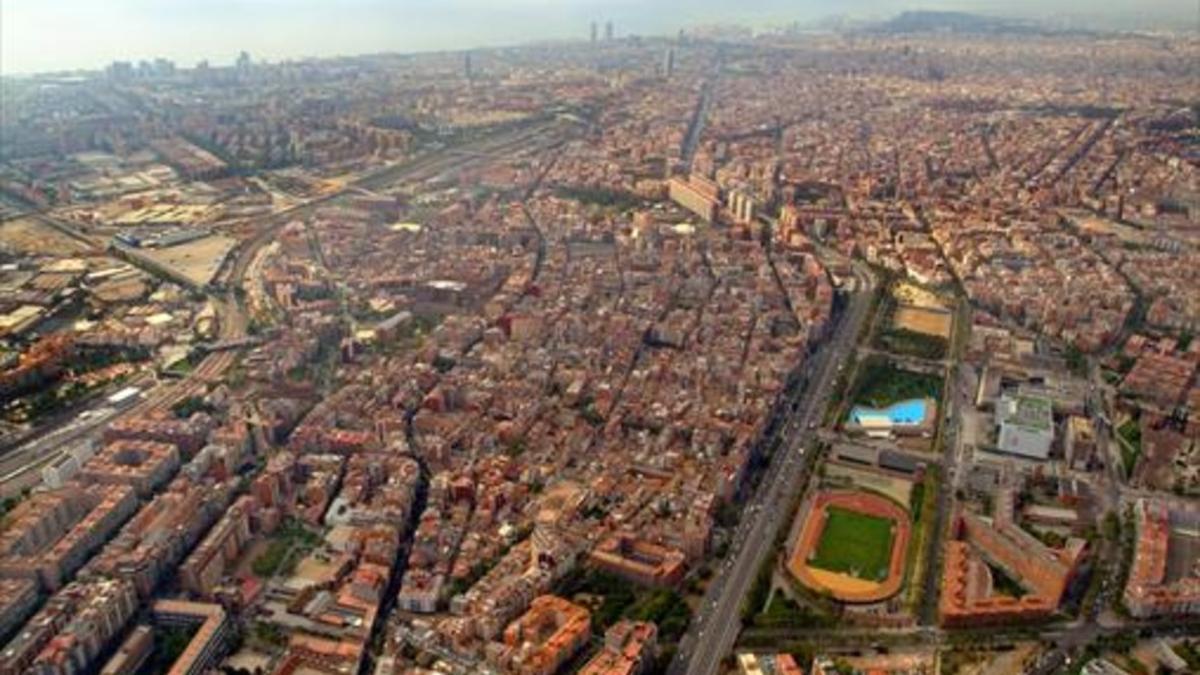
<box><xmin>851</xmin><ymin>357</ymin><xmax>943</xmax><ymax>409</ymax></box>
<box><xmin>251</xmin><ymin>519</ymin><xmax>322</xmax><ymax>578</ymax></box>
<box><xmin>903</xmin><ymin>465</ymin><xmax>939</xmax><ymax>611</ymax></box>
<box><xmin>878</xmin><ymin>328</ymin><xmax>949</xmax><ymax>360</ymax></box>
<box><xmin>559</xmin><ymin>569</ymin><xmax>642</xmax><ymax>630</ymax></box>
<box><xmin>810</xmin><ymin>506</ymin><xmax>895</xmax><ymax>581</ymax></box>
<box><xmin>163</xmin><ymin>350</ymin><xmax>203</xmax><ymax>378</ymax></box>
<box><xmin>750</xmin><ymin>593</ymin><xmax>835</xmax><ymax>629</ymax></box>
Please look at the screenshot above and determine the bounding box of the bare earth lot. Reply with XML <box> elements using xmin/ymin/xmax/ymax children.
<box><xmin>142</xmin><ymin>235</ymin><xmax>238</xmax><ymax>287</ymax></box>
<box><xmin>0</xmin><ymin>217</ymin><xmax>92</xmax><ymax>256</ymax></box>
<box><xmin>893</xmin><ymin>305</ymin><xmax>953</xmax><ymax>339</ymax></box>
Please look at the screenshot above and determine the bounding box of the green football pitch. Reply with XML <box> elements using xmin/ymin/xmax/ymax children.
<box><xmin>809</xmin><ymin>506</ymin><xmax>895</xmax><ymax>581</ymax></box>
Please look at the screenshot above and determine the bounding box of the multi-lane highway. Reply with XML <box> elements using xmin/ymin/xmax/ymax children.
<box><xmin>680</xmin><ymin>53</ymin><xmax>722</xmax><ymax>169</ymax></box>
<box><xmin>671</xmin><ymin>255</ymin><xmax>877</xmax><ymax>675</ymax></box>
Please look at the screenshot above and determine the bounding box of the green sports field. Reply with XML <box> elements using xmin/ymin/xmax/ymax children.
<box><xmin>809</xmin><ymin>506</ymin><xmax>895</xmax><ymax>581</ymax></box>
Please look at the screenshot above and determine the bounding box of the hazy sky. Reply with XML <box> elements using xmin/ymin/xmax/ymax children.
<box><xmin>2</xmin><ymin>0</ymin><xmax>1195</xmax><ymax>75</ymax></box>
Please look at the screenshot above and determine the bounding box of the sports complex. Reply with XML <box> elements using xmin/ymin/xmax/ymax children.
<box><xmin>788</xmin><ymin>490</ymin><xmax>911</xmax><ymax>603</ymax></box>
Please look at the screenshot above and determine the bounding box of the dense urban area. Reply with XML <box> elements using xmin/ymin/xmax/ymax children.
<box><xmin>0</xmin><ymin>10</ymin><xmax>1198</xmax><ymax>675</ymax></box>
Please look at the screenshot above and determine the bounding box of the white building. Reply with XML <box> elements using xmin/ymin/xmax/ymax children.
<box><xmin>996</xmin><ymin>394</ymin><xmax>1054</xmax><ymax>459</ymax></box>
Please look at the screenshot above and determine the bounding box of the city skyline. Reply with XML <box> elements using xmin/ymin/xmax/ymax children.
<box><xmin>2</xmin><ymin>0</ymin><xmax>1196</xmax><ymax>75</ymax></box>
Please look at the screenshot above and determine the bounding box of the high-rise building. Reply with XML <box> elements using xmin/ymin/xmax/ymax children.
<box><xmin>464</xmin><ymin>51</ymin><xmax>473</xmax><ymax>80</ymax></box>
<box><xmin>605</xmin><ymin>21</ymin><xmax>614</xmax><ymax>41</ymax></box>
<box><xmin>663</xmin><ymin>47</ymin><xmax>675</xmax><ymax>79</ymax></box>
<box><xmin>727</xmin><ymin>189</ymin><xmax>756</xmax><ymax>224</ymax></box>
<box><xmin>152</xmin><ymin>58</ymin><xmax>175</xmax><ymax>77</ymax></box>
<box><xmin>235</xmin><ymin>50</ymin><xmax>252</xmax><ymax>73</ymax></box>
<box><xmin>590</xmin><ymin>21</ymin><xmax>598</xmax><ymax>44</ymax></box>
<box><xmin>107</xmin><ymin>61</ymin><xmax>134</xmax><ymax>81</ymax></box>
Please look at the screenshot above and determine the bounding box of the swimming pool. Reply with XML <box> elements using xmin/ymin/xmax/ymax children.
<box><xmin>849</xmin><ymin>398</ymin><xmax>929</xmax><ymax>427</ymax></box>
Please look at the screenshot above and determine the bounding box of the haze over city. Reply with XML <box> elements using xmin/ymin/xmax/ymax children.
<box><xmin>2</xmin><ymin>0</ymin><xmax>1196</xmax><ymax>74</ymax></box>
<box><xmin>0</xmin><ymin>2</ymin><xmax>1198</xmax><ymax>675</ymax></box>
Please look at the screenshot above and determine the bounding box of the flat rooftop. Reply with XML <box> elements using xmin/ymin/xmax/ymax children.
<box><xmin>1000</xmin><ymin>394</ymin><xmax>1053</xmax><ymax>432</ymax></box>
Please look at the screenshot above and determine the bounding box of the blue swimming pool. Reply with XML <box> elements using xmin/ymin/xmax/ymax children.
<box><xmin>849</xmin><ymin>398</ymin><xmax>929</xmax><ymax>427</ymax></box>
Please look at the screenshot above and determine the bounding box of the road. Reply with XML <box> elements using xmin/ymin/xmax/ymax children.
<box><xmin>0</xmin><ymin>387</ymin><xmax>143</xmax><ymax>494</ymax></box>
<box><xmin>680</xmin><ymin>52</ymin><xmax>722</xmax><ymax>168</ymax></box>
<box><xmin>911</xmin><ymin>296</ymin><xmax>971</xmax><ymax>624</ymax></box>
<box><xmin>735</xmin><ymin>614</ymin><xmax>1200</xmax><ymax>652</ymax></box>
<box><xmin>671</xmin><ymin>255</ymin><xmax>876</xmax><ymax>675</ymax></box>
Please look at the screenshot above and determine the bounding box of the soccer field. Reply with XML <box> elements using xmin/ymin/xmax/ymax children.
<box><xmin>809</xmin><ymin>506</ymin><xmax>895</xmax><ymax>581</ymax></box>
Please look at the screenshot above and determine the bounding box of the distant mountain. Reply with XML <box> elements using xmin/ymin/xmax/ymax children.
<box><xmin>798</xmin><ymin>14</ymin><xmax>877</xmax><ymax>33</ymax></box>
<box><xmin>875</xmin><ymin>10</ymin><xmax>1090</xmax><ymax>37</ymax></box>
